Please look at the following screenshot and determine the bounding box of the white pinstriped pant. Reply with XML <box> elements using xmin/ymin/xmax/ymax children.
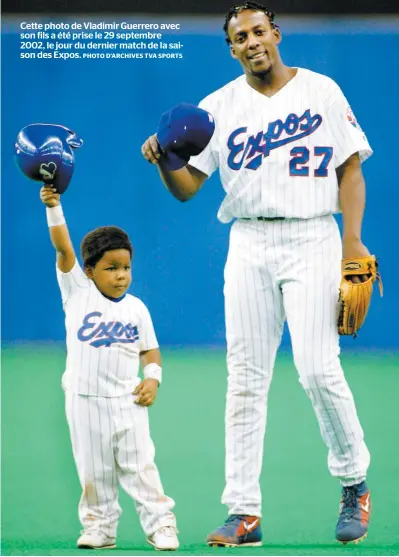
<box><xmin>222</xmin><ymin>216</ymin><xmax>370</xmax><ymax>517</ymax></box>
<box><xmin>65</xmin><ymin>392</ymin><xmax>176</xmax><ymax>537</ymax></box>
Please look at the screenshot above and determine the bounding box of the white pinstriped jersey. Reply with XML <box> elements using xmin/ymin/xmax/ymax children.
<box><xmin>189</xmin><ymin>68</ymin><xmax>372</xmax><ymax>223</ymax></box>
<box><xmin>56</xmin><ymin>261</ymin><xmax>158</xmax><ymax>397</ymax></box>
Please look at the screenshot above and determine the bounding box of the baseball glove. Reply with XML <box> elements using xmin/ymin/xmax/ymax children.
<box><xmin>338</xmin><ymin>255</ymin><xmax>383</xmax><ymax>336</ymax></box>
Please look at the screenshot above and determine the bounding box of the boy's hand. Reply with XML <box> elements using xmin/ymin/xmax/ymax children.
<box><xmin>133</xmin><ymin>379</ymin><xmax>159</xmax><ymax>407</ymax></box>
<box><xmin>40</xmin><ymin>185</ymin><xmax>60</xmax><ymax>207</ymax></box>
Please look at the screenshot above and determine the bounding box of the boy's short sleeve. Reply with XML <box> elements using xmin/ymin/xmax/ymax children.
<box><xmin>56</xmin><ymin>260</ymin><xmax>89</xmax><ymax>307</ymax></box>
<box><xmin>138</xmin><ymin>301</ymin><xmax>159</xmax><ymax>352</ymax></box>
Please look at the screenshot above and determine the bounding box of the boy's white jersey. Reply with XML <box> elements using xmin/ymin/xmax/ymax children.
<box><xmin>189</xmin><ymin>68</ymin><xmax>372</xmax><ymax>223</ymax></box>
<box><xmin>56</xmin><ymin>261</ymin><xmax>158</xmax><ymax>397</ymax></box>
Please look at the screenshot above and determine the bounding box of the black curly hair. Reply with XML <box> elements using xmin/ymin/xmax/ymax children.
<box><xmin>81</xmin><ymin>226</ymin><xmax>133</xmax><ymax>268</ymax></box>
<box><xmin>223</xmin><ymin>1</ymin><xmax>278</xmax><ymax>44</ymax></box>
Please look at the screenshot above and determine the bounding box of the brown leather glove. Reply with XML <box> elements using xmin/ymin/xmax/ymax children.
<box><xmin>338</xmin><ymin>256</ymin><xmax>383</xmax><ymax>336</ymax></box>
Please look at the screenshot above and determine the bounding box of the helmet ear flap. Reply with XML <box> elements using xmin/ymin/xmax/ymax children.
<box><xmin>66</xmin><ymin>131</ymin><xmax>83</xmax><ymax>149</ymax></box>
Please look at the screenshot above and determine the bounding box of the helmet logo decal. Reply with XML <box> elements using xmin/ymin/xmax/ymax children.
<box><xmin>39</xmin><ymin>162</ymin><xmax>57</xmax><ymax>180</ymax></box>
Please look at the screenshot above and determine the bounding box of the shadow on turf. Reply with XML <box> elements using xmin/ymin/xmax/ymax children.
<box><xmin>71</xmin><ymin>542</ymin><xmax>399</xmax><ymax>552</ymax></box>
<box><xmin>3</xmin><ymin>541</ymin><xmax>399</xmax><ymax>556</ymax></box>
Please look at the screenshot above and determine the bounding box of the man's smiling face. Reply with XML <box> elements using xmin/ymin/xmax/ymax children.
<box><xmin>227</xmin><ymin>10</ymin><xmax>282</xmax><ymax>77</ymax></box>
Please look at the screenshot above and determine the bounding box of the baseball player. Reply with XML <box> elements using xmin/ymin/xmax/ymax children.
<box><xmin>39</xmin><ymin>185</ymin><xmax>179</xmax><ymax>551</ymax></box>
<box><xmin>141</xmin><ymin>1</ymin><xmax>376</xmax><ymax>547</ymax></box>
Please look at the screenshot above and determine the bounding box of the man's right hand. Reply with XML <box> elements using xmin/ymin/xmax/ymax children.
<box><xmin>140</xmin><ymin>132</ymin><xmax>208</xmax><ymax>202</ymax></box>
<box><xmin>40</xmin><ymin>185</ymin><xmax>60</xmax><ymax>207</ymax></box>
<box><xmin>141</xmin><ymin>134</ymin><xmax>162</xmax><ymax>165</ymax></box>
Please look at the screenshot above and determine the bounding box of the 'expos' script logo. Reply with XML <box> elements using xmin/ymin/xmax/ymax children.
<box><xmin>227</xmin><ymin>109</ymin><xmax>322</xmax><ymax>171</ymax></box>
<box><xmin>77</xmin><ymin>311</ymin><xmax>139</xmax><ymax>348</ymax></box>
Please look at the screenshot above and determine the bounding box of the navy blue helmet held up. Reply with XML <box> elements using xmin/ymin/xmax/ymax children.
<box><xmin>15</xmin><ymin>123</ymin><xmax>83</xmax><ymax>193</ymax></box>
<box><xmin>157</xmin><ymin>103</ymin><xmax>215</xmax><ymax>171</ymax></box>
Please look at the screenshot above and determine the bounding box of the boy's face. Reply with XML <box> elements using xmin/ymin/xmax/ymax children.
<box><xmin>85</xmin><ymin>249</ymin><xmax>132</xmax><ymax>299</ymax></box>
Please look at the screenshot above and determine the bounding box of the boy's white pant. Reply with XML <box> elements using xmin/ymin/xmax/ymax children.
<box><xmin>65</xmin><ymin>392</ymin><xmax>176</xmax><ymax>537</ymax></box>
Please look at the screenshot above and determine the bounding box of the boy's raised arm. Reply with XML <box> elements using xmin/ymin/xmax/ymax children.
<box><xmin>40</xmin><ymin>185</ymin><xmax>76</xmax><ymax>273</ymax></box>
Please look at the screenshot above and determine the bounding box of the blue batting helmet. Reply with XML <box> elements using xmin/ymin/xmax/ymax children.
<box><xmin>15</xmin><ymin>123</ymin><xmax>83</xmax><ymax>193</ymax></box>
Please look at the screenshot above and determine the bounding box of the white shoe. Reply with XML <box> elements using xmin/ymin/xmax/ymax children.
<box><xmin>77</xmin><ymin>530</ymin><xmax>116</xmax><ymax>549</ymax></box>
<box><xmin>147</xmin><ymin>526</ymin><xmax>179</xmax><ymax>550</ymax></box>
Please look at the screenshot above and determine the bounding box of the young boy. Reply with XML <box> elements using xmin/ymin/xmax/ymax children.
<box><xmin>40</xmin><ymin>185</ymin><xmax>179</xmax><ymax>551</ymax></box>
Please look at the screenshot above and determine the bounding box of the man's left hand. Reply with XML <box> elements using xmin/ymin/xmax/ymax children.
<box><xmin>342</xmin><ymin>238</ymin><xmax>371</xmax><ymax>283</ymax></box>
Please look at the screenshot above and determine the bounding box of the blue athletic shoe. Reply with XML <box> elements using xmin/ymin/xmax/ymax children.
<box><xmin>336</xmin><ymin>481</ymin><xmax>371</xmax><ymax>544</ymax></box>
<box><xmin>206</xmin><ymin>514</ymin><xmax>262</xmax><ymax>547</ymax></box>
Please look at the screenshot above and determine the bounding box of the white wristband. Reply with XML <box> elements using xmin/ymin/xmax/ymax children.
<box><xmin>46</xmin><ymin>205</ymin><xmax>65</xmax><ymax>227</ymax></box>
<box><xmin>143</xmin><ymin>363</ymin><xmax>162</xmax><ymax>384</ymax></box>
